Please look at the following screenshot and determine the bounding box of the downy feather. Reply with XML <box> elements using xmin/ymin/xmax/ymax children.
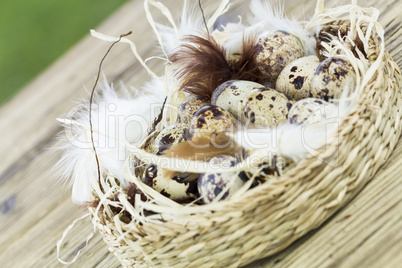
<box><xmin>170</xmin><ymin>35</ymin><xmax>262</xmax><ymax>99</ymax></box>
<box><xmin>54</xmin><ymin>77</ymin><xmax>166</xmax><ymax>204</ymax></box>
<box><xmin>248</xmin><ymin>0</ymin><xmax>317</xmax><ymax>56</ymax></box>
<box><xmin>156</xmin><ymin>0</ymin><xmax>206</xmax><ymax>56</ymax></box>
<box><xmin>215</xmin><ymin>0</ymin><xmax>317</xmax><ymax>57</ymax></box>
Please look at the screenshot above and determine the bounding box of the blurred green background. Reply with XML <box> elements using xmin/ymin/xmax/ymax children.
<box><xmin>0</xmin><ymin>0</ymin><xmax>129</xmax><ymax>105</ymax></box>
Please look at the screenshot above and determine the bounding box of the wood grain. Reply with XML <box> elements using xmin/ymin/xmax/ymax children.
<box><xmin>0</xmin><ymin>0</ymin><xmax>400</xmax><ymax>267</ymax></box>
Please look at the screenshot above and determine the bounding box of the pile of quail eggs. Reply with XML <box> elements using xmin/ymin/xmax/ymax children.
<box><xmin>139</xmin><ymin>30</ymin><xmax>356</xmax><ymax>204</ymax></box>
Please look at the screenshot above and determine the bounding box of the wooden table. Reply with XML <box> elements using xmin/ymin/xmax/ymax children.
<box><xmin>0</xmin><ymin>0</ymin><xmax>400</xmax><ymax>267</ymax></box>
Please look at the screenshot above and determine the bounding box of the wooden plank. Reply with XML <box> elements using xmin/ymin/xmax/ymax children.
<box><xmin>246</xmin><ymin>140</ymin><xmax>402</xmax><ymax>267</ymax></box>
<box><xmin>0</xmin><ymin>0</ymin><xmax>400</xmax><ymax>267</ymax></box>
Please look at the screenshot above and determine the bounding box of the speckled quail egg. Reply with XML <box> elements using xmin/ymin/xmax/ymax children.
<box><xmin>310</xmin><ymin>57</ymin><xmax>356</xmax><ymax>100</ymax></box>
<box><xmin>227</xmin><ymin>52</ymin><xmax>242</xmax><ymax>65</ymax></box>
<box><xmin>198</xmin><ymin>155</ymin><xmax>248</xmax><ymax>203</ymax></box>
<box><xmin>247</xmin><ymin>154</ymin><xmax>293</xmax><ymax>183</ymax></box>
<box><xmin>242</xmin><ymin>87</ymin><xmax>295</xmax><ymax>128</ymax></box>
<box><xmin>255</xmin><ymin>30</ymin><xmax>305</xmax><ymax>81</ymax></box>
<box><xmin>142</xmin><ymin>164</ymin><xmax>198</xmax><ymax>201</ymax></box>
<box><xmin>189</xmin><ymin>105</ymin><xmax>238</xmax><ymax>145</ymax></box>
<box><xmin>140</xmin><ymin>130</ymin><xmax>160</xmax><ymax>154</ymax></box>
<box><xmin>288</xmin><ymin>98</ymin><xmax>338</xmax><ymax>125</ymax></box>
<box><xmin>211</xmin><ymin>80</ymin><xmax>265</xmax><ymax>121</ymax></box>
<box><xmin>178</xmin><ymin>95</ymin><xmax>210</xmax><ymax>125</ymax></box>
<box><xmin>152</xmin><ymin>124</ymin><xmax>189</xmax><ymax>155</ymax></box>
<box><xmin>209</xmin><ymin>155</ymin><xmax>238</xmax><ymax>168</ymax></box>
<box><xmin>134</xmin><ymin>131</ymin><xmax>161</xmax><ymax>177</ymax></box>
<box><xmin>276</xmin><ymin>56</ymin><xmax>320</xmax><ymax>100</ymax></box>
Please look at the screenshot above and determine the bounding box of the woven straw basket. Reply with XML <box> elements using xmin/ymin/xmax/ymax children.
<box><xmin>87</xmin><ymin>1</ymin><xmax>401</xmax><ymax>267</ymax></box>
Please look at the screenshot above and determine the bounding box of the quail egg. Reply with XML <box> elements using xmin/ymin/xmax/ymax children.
<box><xmin>211</xmin><ymin>80</ymin><xmax>265</xmax><ymax>121</ymax></box>
<box><xmin>142</xmin><ymin>164</ymin><xmax>198</xmax><ymax>201</ymax></box>
<box><xmin>153</xmin><ymin>124</ymin><xmax>189</xmax><ymax>155</ymax></box>
<box><xmin>255</xmin><ymin>31</ymin><xmax>305</xmax><ymax>81</ymax></box>
<box><xmin>134</xmin><ymin>131</ymin><xmax>161</xmax><ymax>177</ymax></box>
<box><xmin>310</xmin><ymin>57</ymin><xmax>356</xmax><ymax>100</ymax></box>
<box><xmin>198</xmin><ymin>155</ymin><xmax>248</xmax><ymax>203</ymax></box>
<box><xmin>227</xmin><ymin>52</ymin><xmax>242</xmax><ymax>65</ymax></box>
<box><xmin>288</xmin><ymin>98</ymin><xmax>338</xmax><ymax>125</ymax></box>
<box><xmin>242</xmin><ymin>87</ymin><xmax>295</xmax><ymax>128</ymax></box>
<box><xmin>189</xmin><ymin>105</ymin><xmax>238</xmax><ymax>145</ymax></box>
<box><xmin>276</xmin><ymin>56</ymin><xmax>320</xmax><ymax>100</ymax></box>
<box><xmin>247</xmin><ymin>154</ymin><xmax>293</xmax><ymax>183</ymax></box>
<box><xmin>139</xmin><ymin>131</ymin><xmax>160</xmax><ymax>154</ymax></box>
<box><xmin>178</xmin><ymin>95</ymin><xmax>210</xmax><ymax>125</ymax></box>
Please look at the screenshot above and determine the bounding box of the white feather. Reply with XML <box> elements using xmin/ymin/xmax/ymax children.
<box><xmin>248</xmin><ymin>0</ymin><xmax>317</xmax><ymax>55</ymax></box>
<box><xmin>212</xmin><ymin>20</ymin><xmax>247</xmax><ymax>57</ymax></box>
<box><xmin>156</xmin><ymin>0</ymin><xmax>205</xmax><ymax>55</ymax></box>
<box><xmin>54</xmin><ymin>77</ymin><xmax>166</xmax><ymax>204</ymax></box>
<box><xmin>233</xmin><ymin>122</ymin><xmax>335</xmax><ymax>163</ymax></box>
<box><xmin>215</xmin><ymin>0</ymin><xmax>317</xmax><ymax>57</ymax></box>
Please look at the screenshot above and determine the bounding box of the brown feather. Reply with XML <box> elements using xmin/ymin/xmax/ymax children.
<box><xmin>161</xmin><ymin>134</ymin><xmax>244</xmax><ymax>178</ymax></box>
<box><xmin>230</xmin><ymin>35</ymin><xmax>264</xmax><ymax>81</ymax></box>
<box><xmin>170</xmin><ymin>35</ymin><xmax>231</xmax><ymax>98</ymax></box>
<box><xmin>163</xmin><ymin>139</ymin><xmax>241</xmax><ymax>161</ymax></box>
<box><xmin>170</xmin><ymin>35</ymin><xmax>263</xmax><ymax>99</ymax></box>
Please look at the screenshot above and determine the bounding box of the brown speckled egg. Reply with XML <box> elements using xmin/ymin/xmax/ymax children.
<box><xmin>142</xmin><ymin>164</ymin><xmax>198</xmax><ymax>201</ymax></box>
<box><xmin>276</xmin><ymin>56</ymin><xmax>320</xmax><ymax>100</ymax></box>
<box><xmin>255</xmin><ymin>31</ymin><xmax>305</xmax><ymax>81</ymax></box>
<box><xmin>311</xmin><ymin>57</ymin><xmax>356</xmax><ymax>100</ymax></box>
<box><xmin>227</xmin><ymin>52</ymin><xmax>242</xmax><ymax>65</ymax></box>
<box><xmin>211</xmin><ymin>80</ymin><xmax>265</xmax><ymax>120</ymax></box>
<box><xmin>134</xmin><ymin>131</ymin><xmax>160</xmax><ymax>177</ymax></box>
<box><xmin>208</xmin><ymin>155</ymin><xmax>238</xmax><ymax>168</ymax></box>
<box><xmin>178</xmin><ymin>95</ymin><xmax>210</xmax><ymax>124</ymax></box>
<box><xmin>140</xmin><ymin>131</ymin><xmax>160</xmax><ymax>154</ymax></box>
<box><xmin>198</xmin><ymin>156</ymin><xmax>248</xmax><ymax>203</ymax></box>
<box><xmin>189</xmin><ymin>105</ymin><xmax>237</xmax><ymax>144</ymax></box>
<box><xmin>153</xmin><ymin>124</ymin><xmax>189</xmax><ymax>155</ymax></box>
<box><xmin>288</xmin><ymin>98</ymin><xmax>338</xmax><ymax>125</ymax></box>
<box><xmin>242</xmin><ymin>87</ymin><xmax>295</xmax><ymax>128</ymax></box>
<box><xmin>247</xmin><ymin>154</ymin><xmax>293</xmax><ymax>183</ymax></box>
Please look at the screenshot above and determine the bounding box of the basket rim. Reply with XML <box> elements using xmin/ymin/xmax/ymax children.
<box><xmin>90</xmin><ymin>17</ymin><xmax>400</xmax><ymax>216</ymax></box>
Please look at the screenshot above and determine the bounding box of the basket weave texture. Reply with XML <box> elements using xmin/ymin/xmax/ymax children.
<box><xmin>88</xmin><ymin>3</ymin><xmax>402</xmax><ymax>268</ymax></box>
